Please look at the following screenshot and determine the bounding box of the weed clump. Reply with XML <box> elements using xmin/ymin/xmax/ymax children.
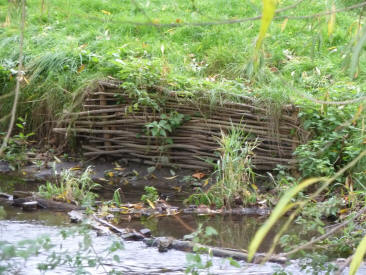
<box><xmin>186</xmin><ymin>127</ymin><xmax>257</xmax><ymax>208</ymax></box>
<box><xmin>38</xmin><ymin>166</ymin><xmax>99</xmax><ymax>207</ymax></box>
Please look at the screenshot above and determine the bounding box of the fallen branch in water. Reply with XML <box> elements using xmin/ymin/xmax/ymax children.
<box><xmin>69</xmin><ymin>211</ymin><xmax>288</xmax><ymax>264</ymax></box>
<box><xmin>144</xmin><ymin>237</ymin><xmax>287</xmax><ymax>264</ymax></box>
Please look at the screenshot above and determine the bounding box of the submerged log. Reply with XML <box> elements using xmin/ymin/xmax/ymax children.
<box><xmin>144</xmin><ymin>237</ymin><xmax>287</xmax><ymax>264</ymax></box>
<box><xmin>12</xmin><ymin>196</ymin><xmax>79</xmax><ymax>211</ymax></box>
<box><xmin>0</xmin><ymin>192</ymin><xmax>13</xmax><ymax>200</ymax></box>
<box><xmin>22</xmin><ymin>201</ymin><xmax>38</xmax><ymax>211</ymax></box>
<box><xmin>69</xmin><ymin>211</ymin><xmax>287</xmax><ymax>264</ymax></box>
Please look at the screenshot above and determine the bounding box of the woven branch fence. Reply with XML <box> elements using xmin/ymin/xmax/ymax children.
<box><xmin>54</xmin><ymin>80</ymin><xmax>306</xmax><ymax>170</ymax></box>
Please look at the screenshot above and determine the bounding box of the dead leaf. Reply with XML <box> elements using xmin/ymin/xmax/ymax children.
<box><xmin>101</xmin><ymin>9</ymin><xmax>111</xmax><ymax>15</ymax></box>
<box><xmin>280</xmin><ymin>18</ymin><xmax>288</xmax><ymax>32</ymax></box>
<box><xmin>192</xmin><ymin>172</ymin><xmax>206</xmax><ymax>179</ymax></box>
<box><xmin>339</xmin><ymin>208</ymin><xmax>350</xmax><ymax>214</ymax></box>
<box><xmin>164</xmin><ymin>175</ymin><xmax>178</xmax><ymax>180</ymax></box>
<box><xmin>53</xmin><ymin>156</ymin><xmax>62</xmax><ymax>163</ymax></box>
<box><xmin>114</xmin><ymin>167</ymin><xmax>125</xmax><ymax>171</ymax></box>
<box><xmin>172</xmin><ymin>186</ymin><xmax>182</xmax><ymax>192</ymax></box>
<box><xmin>146</xmin><ymin>199</ymin><xmax>156</xmax><ymax>209</ymax></box>
<box><xmin>133</xmin><ymin>203</ymin><xmax>144</xmax><ymax>210</ymax></box>
<box><xmin>77</xmin><ymin>64</ymin><xmax>85</xmax><ymax>73</ymax></box>
<box><xmin>70</xmin><ymin>166</ymin><xmax>81</xmax><ymax>171</ymax></box>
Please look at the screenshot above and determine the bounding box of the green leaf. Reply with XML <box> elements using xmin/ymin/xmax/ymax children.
<box><xmin>160</xmin><ymin>129</ymin><xmax>167</xmax><ymax>137</ymax></box>
<box><xmin>205</xmin><ymin>226</ymin><xmax>218</xmax><ymax>237</ymax></box>
<box><xmin>113</xmin><ymin>254</ymin><xmax>120</xmax><ymax>263</ymax></box>
<box><xmin>88</xmin><ymin>259</ymin><xmax>96</xmax><ymax>267</ymax></box>
<box><xmin>147</xmin><ymin>166</ymin><xmax>156</xmax><ymax>174</ymax></box>
<box><xmin>164</xmin><ymin>124</ymin><xmax>172</xmax><ymax>133</ymax></box>
<box><xmin>349</xmin><ymin>234</ymin><xmax>366</xmax><ymax>275</ymax></box>
<box><xmin>151</xmin><ymin>128</ymin><xmax>159</xmax><ymax>137</ymax></box>
<box><xmin>228</xmin><ymin>257</ymin><xmax>241</xmax><ymax>268</ymax></box>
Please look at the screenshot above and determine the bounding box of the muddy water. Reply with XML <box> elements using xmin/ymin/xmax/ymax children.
<box><xmin>1</xmin><ymin>176</ymin><xmax>365</xmax><ymax>274</ymax></box>
<box><xmin>0</xmin><ymin>205</ymin><xmax>296</xmax><ymax>275</ymax></box>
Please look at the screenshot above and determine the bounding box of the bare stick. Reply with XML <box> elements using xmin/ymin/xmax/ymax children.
<box><xmin>0</xmin><ymin>0</ymin><xmax>26</xmax><ymax>157</ymax></box>
<box><xmin>334</xmin><ymin>255</ymin><xmax>353</xmax><ymax>275</ymax></box>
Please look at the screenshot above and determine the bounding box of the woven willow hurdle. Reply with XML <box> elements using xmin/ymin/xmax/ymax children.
<box><xmin>54</xmin><ymin>80</ymin><xmax>305</xmax><ymax>170</ymax></box>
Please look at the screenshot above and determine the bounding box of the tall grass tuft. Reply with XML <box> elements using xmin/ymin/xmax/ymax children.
<box><xmin>186</xmin><ymin>126</ymin><xmax>257</xmax><ymax>208</ymax></box>
<box><xmin>213</xmin><ymin>127</ymin><xmax>257</xmax><ymax>207</ymax></box>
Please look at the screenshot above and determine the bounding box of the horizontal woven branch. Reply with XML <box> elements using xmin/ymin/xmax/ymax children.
<box><xmin>54</xmin><ymin>80</ymin><xmax>305</xmax><ymax>170</ymax></box>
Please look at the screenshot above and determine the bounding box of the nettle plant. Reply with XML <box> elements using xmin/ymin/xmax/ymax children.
<box><xmin>295</xmin><ymin>105</ymin><xmax>365</xmax><ymax>190</ymax></box>
<box><xmin>145</xmin><ymin>111</ymin><xmax>189</xmax><ymax>145</ymax></box>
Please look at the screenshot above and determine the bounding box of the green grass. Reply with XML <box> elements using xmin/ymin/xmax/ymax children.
<box><xmin>0</xmin><ymin>1</ymin><xmax>365</xmax><ymax>182</ymax></box>
<box><xmin>0</xmin><ymin>1</ymin><xmax>365</xmax><ymax>127</ymax></box>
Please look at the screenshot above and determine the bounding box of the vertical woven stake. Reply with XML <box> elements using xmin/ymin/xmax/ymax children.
<box><xmin>98</xmin><ymin>85</ymin><xmax>112</xmax><ymax>150</ymax></box>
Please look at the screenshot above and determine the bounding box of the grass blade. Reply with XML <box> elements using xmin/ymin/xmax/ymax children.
<box><xmin>350</xmin><ymin>24</ymin><xmax>366</xmax><ymax>78</ymax></box>
<box><xmin>349</xmin><ymin>234</ymin><xmax>366</xmax><ymax>275</ymax></box>
<box><xmin>255</xmin><ymin>0</ymin><xmax>278</xmax><ymax>51</ymax></box>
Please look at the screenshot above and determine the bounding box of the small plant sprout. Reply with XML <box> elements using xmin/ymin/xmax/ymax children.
<box><xmin>141</xmin><ymin>186</ymin><xmax>159</xmax><ymax>207</ymax></box>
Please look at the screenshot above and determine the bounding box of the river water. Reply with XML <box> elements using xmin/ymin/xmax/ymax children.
<box><xmin>0</xmin><ymin>206</ymin><xmax>294</xmax><ymax>275</ymax></box>
<box><xmin>1</xmin><ymin>175</ymin><xmax>365</xmax><ymax>274</ymax></box>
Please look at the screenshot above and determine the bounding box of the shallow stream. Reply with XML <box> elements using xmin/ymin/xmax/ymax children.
<box><xmin>1</xmin><ymin>175</ymin><xmax>365</xmax><ymax>274</ymax></box>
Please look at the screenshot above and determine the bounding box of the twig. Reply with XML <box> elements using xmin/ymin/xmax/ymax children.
<box><xmin>0</xmin><ymin>0</ymin><xmax>25</xmax><ymax>156</ymax></box>
<box><xmin>334</xmin><ymin>255</ymin><xmax>353</xmax><ymax>275</ymax></box>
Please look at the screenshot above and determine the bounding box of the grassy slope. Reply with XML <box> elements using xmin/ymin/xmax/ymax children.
<box><xmin>0</xmin><ymin>0</ymin><xmax>364</xmax><ymax>134</ymax></box>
